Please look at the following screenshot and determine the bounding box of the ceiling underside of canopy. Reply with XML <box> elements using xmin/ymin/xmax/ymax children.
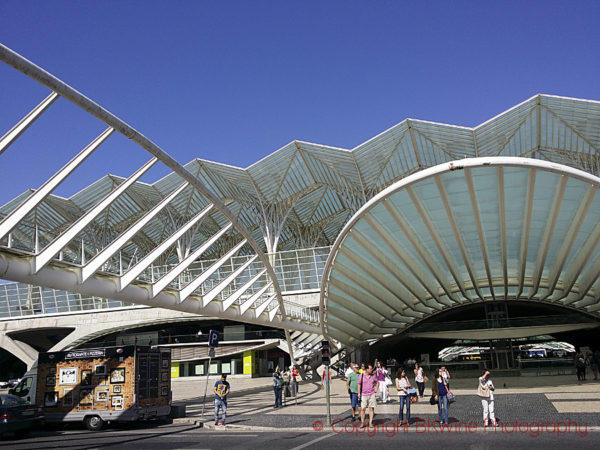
<box><xmin>321</xmin><ymin>157</ymin><xmax>600</xmax><ymax>346</ymax></box>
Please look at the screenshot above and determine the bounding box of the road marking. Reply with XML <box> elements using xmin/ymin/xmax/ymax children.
<box><xmin>290</xmin><ymin>432</ymin><xmax>335</xmax><ymax>450</ymax></box>
<box><xmin>552</xmin><ymin>401</ymin><xmax>600</xmax><ymax>413</ymax></box>
<box><xmin>162</xmin><ymin>433</ymin><xmax>259</xmax><ymax>438</ymax></box>
<box><xmin>203</xmin><ymin>434</ymin><xmax>258</xmax><ymax>437</ymax></box>
<box><xmin>546</xmin><ymin>392</ymin><xmax>600</xmax><ymax>400</ymax></box>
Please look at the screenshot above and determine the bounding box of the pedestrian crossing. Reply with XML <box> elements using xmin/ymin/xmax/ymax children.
<box><xmin>546</xmin><ymin>392</ymin><xmax>600</xmax><ymax>400</ymax></box>
<box><xmin>552</xmin><ymin>401</ymin><xmax>600</xmax><ymax>413</ymax></box>
<box><xmin>546</xmin><ymin>389</ymin><xmax>600</xmax><ymax>413</ymax></box>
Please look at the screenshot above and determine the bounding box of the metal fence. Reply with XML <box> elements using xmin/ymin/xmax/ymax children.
<box><xmin>0</xmin><ymin>282</ymin><xmax>133</xmax><ymax>318</ymax></box>
<box><xmin>0</xmin><ymin>246</ymin><xmax>331</xmax><ymax>320</ymax></box>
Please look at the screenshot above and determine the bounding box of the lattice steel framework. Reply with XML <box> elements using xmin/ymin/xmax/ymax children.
<box><xmin>3</xmin><ymin>93</ymin><xmax>600</xmax><ymax>261</ymax></box>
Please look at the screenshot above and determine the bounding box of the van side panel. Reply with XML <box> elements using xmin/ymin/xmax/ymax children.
<box><xmin>35</xmin><ymin>346</ymin><xmax>139</xmax><ymax>420</ymax></box>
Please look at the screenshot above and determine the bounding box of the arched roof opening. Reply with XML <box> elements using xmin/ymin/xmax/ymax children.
<box><xmin>321</xmin><ymin>157</ymin><xmax>600</xmax><ymax>346</ymax></box>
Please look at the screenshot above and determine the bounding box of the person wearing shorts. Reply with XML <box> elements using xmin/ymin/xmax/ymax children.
<box><xmin>358</xmin><ymin>363</ymin><xmax>379</xmax><ymax>428</ymax></box>
<box><xmin>346</xmin><ymin>363</ymin><xmax>361</xmax><ymax>421</ymax></box>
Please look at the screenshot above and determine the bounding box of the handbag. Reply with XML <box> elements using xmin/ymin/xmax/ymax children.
<box><xmin>410</xmin><ymin>394</ymin><xmax>419</xmax><ymax>403</ymax></box>
<box><xmin>447</xmin><ymin>391</ymin><xmax>455</xmax><ymax>403</ymax></box>
<box><xmin>423</xmin><ymin>375</ymin><xmax>429</xmax><ymax>383</ymax></box>
<box><xmin>444</xmin><ymin>378</ymin><xmax>455</xmax><ymax>403</ymax></box>
<box><xmin>477</xmin><ymin>383</ymin><xmax>490</xmax><ymax>398</ymax></box>
<box><xmin>384</xmin><ymin>376</ymin><xmax>393</xmax><ymax>386</ymax></box>
<box><xmin>429</xmin><ymin>395</ymin><xmax>437</xmax><ymax>405</ymax></box>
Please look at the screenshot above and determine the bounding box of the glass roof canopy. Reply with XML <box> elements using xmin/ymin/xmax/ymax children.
<box><xmin>320</xmin><ymin>157</ymin><xmax>600</xmax><ymax>346</ymax></box>
<box><xmin>2</xmin><ymin>95</ymin><xmax>599</xmax><ymax>263</ymax></box>
<box><xmin>6</xmin><ymin>42</ymin><xmax>599</xmax><ymax>347</ymax></box>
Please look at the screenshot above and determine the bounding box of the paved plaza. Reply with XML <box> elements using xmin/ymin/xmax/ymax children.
<box><xmin>172</xmin><ymin>373</ymin><xmax>600</xmax><ymax>433</ymax></box>
<box><xmin>2</xmin><ymin>374</ymin><xmax>599</xmax><ymax>448</ymax></box>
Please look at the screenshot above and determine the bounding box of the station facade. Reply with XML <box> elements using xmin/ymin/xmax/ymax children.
<box><xmin>2</xmin><ymin>93</ymin><xmax>600</xmax><ymax>378</ymax></box>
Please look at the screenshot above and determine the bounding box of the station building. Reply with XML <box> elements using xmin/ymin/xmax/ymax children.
<box><xmin>2</xmin><ymin>93</ymin><xmax>600</xmax><ymax>379</ymax></box>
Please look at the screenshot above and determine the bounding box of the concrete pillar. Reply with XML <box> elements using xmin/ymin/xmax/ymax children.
<box><xmin>0</xmin><ymin>332</ymin><xmax>38</xmax><ymax>369</ymax></box>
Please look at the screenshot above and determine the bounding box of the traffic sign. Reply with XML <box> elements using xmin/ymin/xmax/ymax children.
<box><xmin>209</xmin><ymin>330</ymin><xmax>219</xmax><ymax>347</ymax></box>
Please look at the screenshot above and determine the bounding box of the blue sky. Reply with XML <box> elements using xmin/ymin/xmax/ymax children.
<box><xmin>1</xmin><ymin>0</ymin><xmax>599</xmax><ymax>205</ymax></box>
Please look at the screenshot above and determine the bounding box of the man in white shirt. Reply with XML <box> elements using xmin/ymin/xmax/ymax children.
<box><xmin>441</xmin><ymin>366</ymin><xmax>451</xmax><ymax>389</ymax></box>
<box><xmin>345</xmin><ymin>362</ymin><xmax>356</xmax><ymax>379</ymax></box>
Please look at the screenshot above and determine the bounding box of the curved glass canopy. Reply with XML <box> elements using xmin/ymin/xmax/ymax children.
<box><xmin>320</xmin><ymin>157</ymin><xmax>600</xmax><ymax>346</ymax></box>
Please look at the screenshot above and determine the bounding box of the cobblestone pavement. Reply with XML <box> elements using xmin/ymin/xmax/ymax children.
<box><xmin>171</xmin><ymin>374</ymin><xmax>600</xmax><ymax>431</ymax></box>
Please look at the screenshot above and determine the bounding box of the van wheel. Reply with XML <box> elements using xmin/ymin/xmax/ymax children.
<box><xmin>84</xmin><ymin>415</ymin><xmax>104</xmax><ymax>431</ymax></box>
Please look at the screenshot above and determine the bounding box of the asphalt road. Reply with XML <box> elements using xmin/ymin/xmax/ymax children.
<box><xmin>1</xmin><ymin>422</ymin><xmax>599</xmax><ymax>449</ymax></box>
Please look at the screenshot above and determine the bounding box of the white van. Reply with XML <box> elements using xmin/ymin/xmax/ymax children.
<box><xmin>11</xmin><ymin>345</ymin><xmax>171</xmax><ymax>431</ymax></box>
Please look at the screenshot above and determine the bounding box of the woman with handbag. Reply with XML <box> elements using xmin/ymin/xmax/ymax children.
<box><xmin>395</xmin><ymin>368</ymin><xmax>412</xmax><ymax>425</ymax></box>
<box><xmin>478</xmin><ymin>370</ymin><xmax>496</xmax><ymax>427</ymax></box>
<box><xmin>431</xmin><ymin>368</ymin><xmax>450</xmax><ymax>425</ymax></box>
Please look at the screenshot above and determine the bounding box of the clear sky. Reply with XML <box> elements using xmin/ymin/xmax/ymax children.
<box><xmin>1</xmin><ymin>0</ymin><xmax>599</xmax><ymax>205</ymax></box>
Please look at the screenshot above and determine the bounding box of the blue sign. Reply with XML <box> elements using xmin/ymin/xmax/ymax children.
<box><xmin>209</xmin><ymin>330</ymin><xmax>219</xmax><ymax>348</ymax></box>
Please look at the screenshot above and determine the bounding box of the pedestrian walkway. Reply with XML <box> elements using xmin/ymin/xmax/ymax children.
<box><xmin>172</xmin><ymin>374</ymin><xmax>600</xmax><ymax>430</ymax></box>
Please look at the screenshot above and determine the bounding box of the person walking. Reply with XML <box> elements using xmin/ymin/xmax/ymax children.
<box><xmin>441</xmin><ymin>365</ymin><xmax>451</xmax><ymax>389</ymax></box>
<box><xmin>358</xmin><ymin>363</ymin><xmax>379</xmax><ymax>428</ymax></box>
<box><xmin>321</xmin><ymin>366</ymin><xmax>332</xmax><ymax>391</ymax></box>
<box><xmin>575</xmin><ymin>353</ymin><xmax>586</xmax><ymax>381</ymax></box>
<box><xmin>585</xmin><ymin>351</ymin><xmax>593</xmax><ymax>380</ymax></box>
<box><xmin>375</xmin><ymin>361</ymin><xmax>389</xmax><ymax>403</ymax></box>
<box><xmin>591</xmin><ymin>350</ymin><xmax>600</xmax><ymax>381</ymax></box>
<box><xmin>395</xmin><ymin>368</ymin><xmax>412</xmax><ymax>425</ymax></box>
<box><xmin>291</xmin><ymin>365</ymin><xmax>300</xmax><ymax>394</ymax></box>
<box><xmin>478</xmin><ymin>369</ymin><xmax>496</xmax><ymax>427</ymax></box>
<box><xmin>344</xmin><ymin>362</ymin><xmax>355</xmax><ymax>379</ymax></box>
<box><xmin>346</xmin><ymin>364</ymin><xmax>361</xmax><ymax>422</ymax></box>
<box><xmin>431</xmin><ymin>368</ymin><xmax>450</xmax><ymax>425</ymax></box>
<box><xmin>213</xmin><ymin>374</ymin><xmax>230</xmax><ymax>426</ymax></box>
<box><xmin>272</xmin><ymin>366</ymin><xmax>283</xmax><ymax>408</ymax></box>
<box><xmin>282</xmin><ymin>366</ymin><xmax>291</xmax><ymax>404</ymax></box>
<box><xmin>414</xmin><ymin>362</ymin><xmax>425</xmax><ymax>397</ymax></box>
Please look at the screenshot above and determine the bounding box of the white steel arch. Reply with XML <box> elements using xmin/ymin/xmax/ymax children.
<box><xmin>0</xmin><ymin>43</ymin><xmax>320</xmax><ymax>345</ymax></box>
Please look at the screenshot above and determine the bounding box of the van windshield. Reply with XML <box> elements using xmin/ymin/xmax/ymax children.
<box><xmin>13</xmin><ymin>376</ymin><xmax>32</xmax><ymax>397</ymax></box>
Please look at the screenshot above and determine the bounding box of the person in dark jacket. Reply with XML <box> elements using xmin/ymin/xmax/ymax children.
<box><xmin>272</xmin><ymin>366</ymin><xmax>283</xmax><ymax>408</ymax></box>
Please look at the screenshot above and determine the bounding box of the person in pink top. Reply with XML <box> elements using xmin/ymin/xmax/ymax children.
<box><xmin>375</xmin><ymin>361</ymin><xmax>389</xmax><ymax>403</ymax></box>
<box><xmin>357</xmin><ymin>363</ymin><xmax>379</xmax><ymax>428</ymax></box>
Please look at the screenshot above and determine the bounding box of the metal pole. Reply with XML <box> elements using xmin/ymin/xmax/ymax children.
<box><xmin>200</xmin><ymin>355</ymin><xmax>212</xmax><ymax>420</ymax></box>
<box><xmin>325</xmin><ymin>364</ymin><xmax>331</xmax><ymax>426</ymax></box>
